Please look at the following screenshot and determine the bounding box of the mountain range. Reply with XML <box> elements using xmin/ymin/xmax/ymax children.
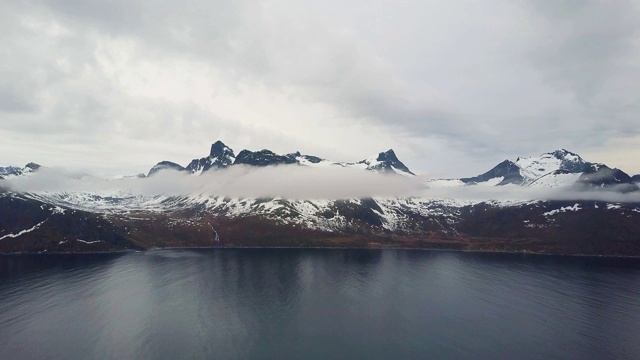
<box><xmin>147</xmin><ymin>140</ymin><xmax>415</xmax><ymax>177</ymax></box>
<box><xmin>1</xmin><ymin>141</ymin><xmax>639</xmax><ymax>255</ymax></box>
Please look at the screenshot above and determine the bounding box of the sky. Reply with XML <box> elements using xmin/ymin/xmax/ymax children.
<box><xmin>1</xmin><ymin>0</ymin><xmax>639</xmax><ymax>178</ymax></box>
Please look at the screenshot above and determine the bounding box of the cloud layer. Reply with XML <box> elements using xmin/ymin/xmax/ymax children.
<box><xmin>5</xmin><ymin>166</ymin><xmax>424</xmax><ymax>199</ymax></box>
<box><xmin>4</xmin><ymin>166</ymin><xmax>639</xmax><ymax>203</ymax></box>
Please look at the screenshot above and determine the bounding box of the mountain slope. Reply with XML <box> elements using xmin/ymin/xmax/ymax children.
<box><xmin>460</xmin><ymin>160</ymin><xmax>524</xmax><ymax>185</ymax></box>
<box><xmin>574</xmin><ymin>164</ymin><xmax>640</xmax><ymax>193</ymax></box>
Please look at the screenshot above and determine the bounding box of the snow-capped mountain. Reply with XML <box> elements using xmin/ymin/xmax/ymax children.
<box><xmin>2</xmin><ymin>144</ymin><xmax>640</xmax><ymax>255</ymax></box>
<box><xmin>148</xmin><ymin>141</ymin><xmax>416</xmax><ymax>177</ymax></box>
<box><xmin>447</xmin><ymin>149</ymin><xmax>638</xmax><ymax>192</ymax></box>
<box><xmin>0</xmin><ymin>166</ymin><xmax>22</xmax><ymax>176</ymax></box>
<box><xmin>0</xmin><ymin>163</ymin><xmax>41</xmax><ymax>179</ymax></box>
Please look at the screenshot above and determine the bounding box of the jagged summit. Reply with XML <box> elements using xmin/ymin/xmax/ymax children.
<box><xmin>185</xmin><ymin>140</ymin><xmax>236</xmax><ymax>175</ymax></box>
<box><xmin>358</xmin><ymin>149</ymin><xmax>415</xmax><ymax>175</ymax></box>
<box><xmin>209</xmin><ymin>140</ymin><xmax>235</xmax><ymax>160</ymax></box>
<box><xmin>148</xmin><ymin>141</ymin><xmax>415</xmax><ymax>176</ymax></box>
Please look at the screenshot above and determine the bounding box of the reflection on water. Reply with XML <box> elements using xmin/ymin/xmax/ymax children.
<box><xmin>1</xmin><ymin>249</ymin><xmax>640</xmax><ymax>360</ymax></box>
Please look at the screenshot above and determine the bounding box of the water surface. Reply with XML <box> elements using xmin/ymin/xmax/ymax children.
<box><xmin>1</xmin><ymin>249</ymin><xmax>639</xmax><ymax>359</ymax></box>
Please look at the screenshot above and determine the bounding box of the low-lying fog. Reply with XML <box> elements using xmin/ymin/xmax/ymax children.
<box><xmin>3</xmin><ymin>166</ymin><xmax>640</xmax><ymax>203</ymax></box>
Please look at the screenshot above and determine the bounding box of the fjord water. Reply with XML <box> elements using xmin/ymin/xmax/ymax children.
<box><xmin>1</xmin><ymin>250</ymin><xmax>639</xmax><ymax>360</ymax></box>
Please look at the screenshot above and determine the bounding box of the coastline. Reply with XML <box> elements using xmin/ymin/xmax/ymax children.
<box><xmin>3</xmin><ymin>244</ymin><xmax>640</xmax><ymax>259</ymax></box>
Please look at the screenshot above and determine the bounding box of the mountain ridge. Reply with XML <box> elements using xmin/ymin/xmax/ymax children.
<box><xmin>147</xmin><ymin>140</ymin><xmax>416</xmax><ymax>177</ymax></box>
<box><xmin>448</xmin><ymin>149</ymin><xmax>639</xmax><ymax>193</ymax></box>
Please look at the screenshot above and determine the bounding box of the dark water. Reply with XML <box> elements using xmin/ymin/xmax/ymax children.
<box><xmin>1</xmin><ymin>250</ymin><xmax>640</xmax><ymax>360</ymax></box>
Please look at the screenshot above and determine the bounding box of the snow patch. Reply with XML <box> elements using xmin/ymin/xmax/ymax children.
<box><xmin>0</xmin><ymin>218</ymin><xmax>49</xmax><ymax>241</ymax></box>
<box><xmin>77</xmin><ymin>239</ymin><xmax>102</xmax><ymax>244</ymax></box>
<box><xmin>543</xmin><ymin>203</ymin><xmax>581</xmax><ymax>216</ymax></box>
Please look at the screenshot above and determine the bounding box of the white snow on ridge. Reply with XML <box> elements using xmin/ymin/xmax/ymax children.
<box><xmin>481</xmin><ymin>177</ymin><xmax>505</xmax><ymax>186</ymax></box>
<box><xmin>424</xmin><ymin>179</ymin><xmax>465</xmax><ymax>188</ymax></box>
<box><xmin>528</xmin><ymin>172</ymin><xmax>581</xmax><ymax>188</ymax></box>
<box><xmin>516</xmin><ymin>153</ymin><xmax>563</xmax><ymax>180</ymax></box>
<box><xmin>77</xmin><ymin>239</ymin><xmax>103</xmax><ymax>244</ymax></box>
<box><xmin>0</xmin><ymin>218</ymin><xmax>49</xmax><ymax>241</ymax></box>
<box><xmin>543</xmin><ymin>203</ymin><xmax>581</xmax><ymax>216</ymax></box>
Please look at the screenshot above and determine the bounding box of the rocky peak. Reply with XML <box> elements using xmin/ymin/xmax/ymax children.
<box><xmin>356</xmin><ymin>149</ymin><xmax>415</xmax><ymax>175</ymax></box>
<box><xmin>185</xmin><ymin>140</ymin><xmax>237</xmax><ymax>175</ymax></box>
<box><xmin>549</xmin><ymin>149</ymin><xmax>591</xmax><ymax>173</ymax></box>
<box><xmin>24</xmin><ymin>162</ymin><xmax>41</xmax><ymax>171</ymax></box>
<box><xmin>209</xmin><ymin>140</ymin><xmax>235</xmax><ymax>160</ymax></box>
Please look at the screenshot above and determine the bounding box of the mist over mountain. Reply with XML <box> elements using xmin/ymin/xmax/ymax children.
<box><xmin>2</xmin><ymin>142</ymin><xmax>640</xmax><ymax>255</ymax></box>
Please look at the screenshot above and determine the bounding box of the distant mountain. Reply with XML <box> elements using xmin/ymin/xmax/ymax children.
<box><xmin>460</xmin><ymin>160</ymin><xmax>523</xmax><ymax>185</ymax></box>
<box><xmin>147</xmin><ymin>161</ymin><xmax>185</xmax><ymax>176</ymax></box>
<box><xmin>632</xmin><ymin>175</ymin><xmax>640</xmax><ymax>183</ymax></box>
<box><xmin>0</xmin><ymin>163</ymin><xmax>41</xmax><ymax>179</ymax></box>
<box><xmin>0</xmin><ymin>166</ymin><xmax>22</xmax><ymax>176</ymax></box>
<box><xmin>452</xmin><ymin>149</ymin><xmax>638</xmax><ymax>192</ymax></box>
<box><xmin>148</xmin><ymin>140</ymin><xmax>415</xmax><ymax>176</ymax></box>
<box><xmin>575</xmin><ymin>164</ymin><xmax>640</xmax><ymax>193</ymax></box>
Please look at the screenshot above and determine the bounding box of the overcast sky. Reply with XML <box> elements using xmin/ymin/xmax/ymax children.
<box><xmin>1</xmin><ymin>0</ymin><xmax>639</xmax><ymax>177</ymax></box>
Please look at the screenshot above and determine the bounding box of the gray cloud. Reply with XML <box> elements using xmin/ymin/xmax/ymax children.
<box><xmin>1</xmin><ymin>0</ymin><xmax>639</xmax><ymax>177</ymax></box>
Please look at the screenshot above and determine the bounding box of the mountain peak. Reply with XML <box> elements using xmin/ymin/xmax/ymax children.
<box><xmin>209</xmin><ymin>140</ymin><xmax>234</xmax><ymax>158</ymax></box>
<box><xmin>357</xmin><ymin>149</ymin><xmax>414</xmax><ymax>175</ymax></box>
<box><xmin>183</xmin><ymin>141</ymin><xmax>236</xmax><ymax>175</ymax></box>
<box><xmin>549</xmin><ymin>149</ymin><xmax>582</xmax><ymax>161</ymax></box>
<box><xmin>514</xmin><ymin>149</ymin><xmax>590</xmax><ymax>179</ymax></box>
<box><xmin>376</xmin><ymin>149</ymin><xmax>398</xmax><ymax>162</ymax></box>
<box><xmin>24</xmin><ymin>162</ymin><xmax>41</xmax><ymax>171</ymax></box>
